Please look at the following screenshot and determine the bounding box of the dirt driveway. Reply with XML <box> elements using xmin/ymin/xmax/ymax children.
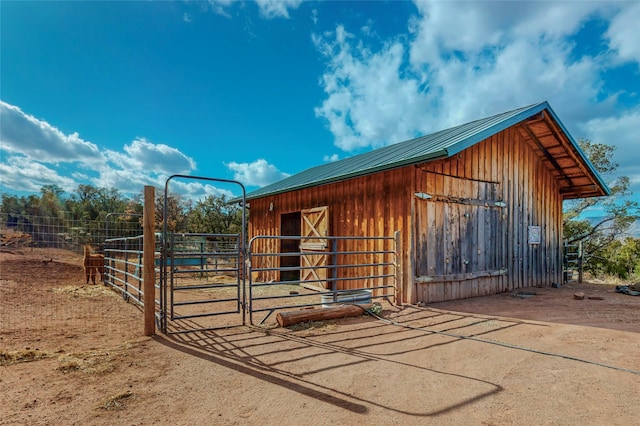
<box><xmin>1</xmin><ymin>249</ymin><xmax>639</xmax><ymax>425</ymax></box>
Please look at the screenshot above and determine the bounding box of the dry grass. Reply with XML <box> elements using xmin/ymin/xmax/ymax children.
<box><xmin>56</xmin><ymin>343</ymin><xmax>133</xmax><ymax>374</ymax></box>
<box><xmin>52</xmin><ymin>284</ymin><xmax>118</xmax><ymax>298</ymax></box>
<box><xmin>0</xmin><ymin>349</ymin><xmax>53</xmax><ymax>366</ymax></box>
<box><xmin>56</xmin><ymin>343</ymin><xmax>134</xmax><ymax>375</ymax></box>
<box><xmin>287</xmin><ymin>320</ymin><xmax>336</xmax><ymax>332</ymax></box>
<box><xmin>564</xmin><ymin>272</ymin><xmax>640</xmax><ymax>286</ymax></box>
<box><xmin>57</xmin><ymin>352</ymin><xmax>116</xmax><ymax>375</ymax></box>
<box><xmin>99</xmin><ymin>390</ymin><xmax>136</xmax><ymax>411</ymax></box>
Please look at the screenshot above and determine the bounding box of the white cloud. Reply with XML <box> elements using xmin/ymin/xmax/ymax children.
<box><xmin>314</xmin><ymin>1</ymin><xmax>635</xmax><ymax>154</ymax></box>
<box><xmin>0</xmin><ymin>156</ymin><xmax>77</xmax><ymax>192</ymax></box>
<box><xmin>605</xmin><ymin>2</ymin><xmax>640</xmax><ymax>65</ymax></box>
<box><xmin>255</xmin><ymin>0</ymin><xmax>302</xmax><ymax>19</ymax></box>
<box><xmin>204</xmin><ymin>0</ymin><xmax>302</xmax><ymax>20</ymax></box>
<box><xmin>425</xmin><ymin>37</ymin><xmax>604</xmax><ymax>127</ymax></box>
<box><xmin>225</xmin><ymin>159</ymin><xmax>290</xmax><ymax>187</ymax></box>
<box><xmin>0</xmin><ymin>101</ymin><xmax>198</xmax><ymax>196</ymax></box>
<box><xmin>409</xmin><ymin>1</ymin><xmax>608</xmax><ymax>66</ymax></box>
<box><xmin>323</xmin><ymin>154</ymin><xmax>340</xmax><ymax>162</ymax></box>
<box><xmin>579</xmin><ymin>107</ymin><xmax>640</xmax><ymax>193</ymax></box>
<box><xmin>166</xmin><ymin>180</ymin><xmax>235</xmax><ymax>200</ymax></box>
<box><xmin>205</xmin><ymin>0</ymin><xmax>234</xmax><ymax>18</ymax></box>
<box><xmin>314</xmin><ymin>26</ymin><xmax>432</xmax><ymax>151</ymax></box>
<box><xmin>92</xmin><ymin>167</ymin><xmax>159</xmax><ymax>194</ymax></box>
<box><xmin>0</xmin><ymin>101</ymin><xmax>105</xmax><ymax>164</ymax></box>
<box><xmin>122</xmin><ymin>138</ymin><xmax>196</xmax><ymax>175</ymax></box>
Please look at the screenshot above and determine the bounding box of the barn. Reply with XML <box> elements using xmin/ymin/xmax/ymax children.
<box><xmin>243</xmin><ymin>101</ymin><xmax>609</xmax><ymax>305</ymax></box>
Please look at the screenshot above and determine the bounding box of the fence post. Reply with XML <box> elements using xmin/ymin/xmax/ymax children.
<box><xmin>394</xmin><ymin>230</ymin><xmax>403</xmax><ymax>306</ymax></box>
<box><xmin>143</xmin><ymin>185</ymin><xmax>156</xmax><ymax>336</ymax></box>
<box><xmin>578</xmin><ymin>240</ymin><xmax>583</xmax><ymax>284</ymax></box>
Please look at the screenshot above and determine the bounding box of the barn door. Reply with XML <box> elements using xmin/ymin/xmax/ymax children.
<box><xmin>413</xmin><ymin>175</ymin><xmax>507</xmax><ymax>302</ymax></box>
<box><xmin>300</xmin><ymin>206</ymin><xmax>329</xmax><ymax>291</ymax></box>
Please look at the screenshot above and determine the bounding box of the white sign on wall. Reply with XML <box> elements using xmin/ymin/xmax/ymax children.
<box><xmin>528</xmin><ymin>225</ymin><xmax>541</xmax><ymax>245</ymax></box>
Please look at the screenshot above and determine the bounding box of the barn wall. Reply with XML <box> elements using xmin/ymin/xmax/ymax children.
<box><xmin>247</xmin><ymin>167</ymin><xmax>414</xmax><ymax>301</ymax></box>
<box><xmin>413</xmin><ymin>126</ymin><xmax>564</xmax><ymax>303</ymax></box>
<box><xmin>248</xmin><ymin>126</ymin><xmax>564</xmax><ymax>305</ymax></box>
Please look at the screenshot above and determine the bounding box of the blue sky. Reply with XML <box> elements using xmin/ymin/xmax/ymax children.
<box><xmin>1</xmin><ymin>0</ymin><xmax>639</xmax><ymax>213</ymax></box>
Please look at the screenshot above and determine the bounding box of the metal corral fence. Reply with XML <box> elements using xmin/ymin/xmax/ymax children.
<box><xmin>563</xmin><ymin>240</ymin><xmax>583</xmax><ymax>284</ymax></box>
<box><xmin>103</xmin><ymin>231</ymin><xmax>399</xmax><ymax>331</ymax></box>
<box><xmin>104</xmin><ymin>231</ymin><xmax>245</xmax><ymax>333</ymax></box>
<box><xmin>247</xmin><ymin>234</ymin><xmax>400</xmax><ymax>325</ymax></box>
<box><xmin>103</xmin><ymin>234</ymin><xmax>150</xmax><ymax>307</ymax></box>
<box><xmin>0</xmin><ymin>212</ymin><xmax>142</xmax><ymax>253</ymax></box>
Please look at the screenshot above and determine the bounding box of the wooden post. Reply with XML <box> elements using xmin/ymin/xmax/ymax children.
<box><xmin>143</xmin><ymin>185</ymin><xmax>156</xmax><ymax>336</ymax></box>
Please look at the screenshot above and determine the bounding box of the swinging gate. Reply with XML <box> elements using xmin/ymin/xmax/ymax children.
<box><xmin>156</xmin><ymin>175</ymin><xmax>247</xmax><ymax>333</ymax></box>
<box><xmin>156</xmin><ymin>231</ymin><xmax>246</xmax><ymax>332</ymax></box>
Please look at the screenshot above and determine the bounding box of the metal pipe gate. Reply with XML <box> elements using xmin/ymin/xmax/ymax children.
<box><xmin>158</xmin><ymin>175</ymin><xmax>247</xmax><ymax>333</ymax></box>
<box><xmin>246</xmin><ymin>233</ymin><xmax>400</xmax><ymax>325</ymax></box>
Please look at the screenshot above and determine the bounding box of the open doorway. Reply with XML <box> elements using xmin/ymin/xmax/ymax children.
<box><xmin>280</xmin><ymin>212</ymin><xmax>301</xmax><ymax>282</ymax></box>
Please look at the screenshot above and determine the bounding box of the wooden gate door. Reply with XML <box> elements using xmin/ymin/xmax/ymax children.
<box><xmin>414</xmin><ymin>176</ymin><xmax>506</xmax><ymax>301</ymax></box>
<box><xmin>300</xmin><ymin>206</ymin><xmax>329</xmax><ymax>291</ymax></box>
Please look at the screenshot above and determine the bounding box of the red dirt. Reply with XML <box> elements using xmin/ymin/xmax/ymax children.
<box><xmin>1</xmin><ymin>248</ymin><xmax>639</xmax><ymax>425</ymax></box>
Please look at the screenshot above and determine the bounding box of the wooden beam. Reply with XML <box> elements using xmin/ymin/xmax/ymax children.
<box><xmin>542</xmin><ymin>112</ymin><xmax>604</xmax><ymax>194</ymax></box>
<box><xmin>276</xmin><ymin>304</ymin><xmax>371</xmax><ymax>327</ymax></box>
<box><xmin>416</xmin><ymin>269</ymin><xmax>508</xmax><ymax>283</ymax></box>
<box><xmin>518</xmin><ymin>123</ymin><xmax>575</xmax><ymax>188</ymax></box>
<box><xmin>560</xmin><ymin>184</ymin><xmax>598</xmax><ymax>194</ymax></box>
<box><xmin>414</xmin><ymin>193</ymin><xmax>507</xmax><ymax>208</ymax></box>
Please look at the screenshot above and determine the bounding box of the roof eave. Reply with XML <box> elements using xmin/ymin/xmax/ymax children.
<box><xmin>542</xmin><ymin>104</ymin><xmax>611</xmax><ymax>197</ymax></box>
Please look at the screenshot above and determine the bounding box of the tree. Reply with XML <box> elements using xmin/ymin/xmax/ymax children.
<box><xmin>185</xmin><ymin>195</ymin><xmax>243</xmax><ymax>234</ymax></box>
<box><xmin>66</xmin><ymin>184</ymin><xmax>129</xmax><ymax>221</ymax></box>
<box><xmin>0</xmin><ymin>192</ymin><xmax>26</xmax><ymax>215</ymax></box>
<box><xmin>563</xmin><ymin>139</ymin><xmax>640</xmax><ymax>273</ymax></box>
<box><xmin>155</xmin><ymin>192</ymin><xmax>189</xmax><ymax>233</ymax></box>
<box><xmin>39</xmin><ymin>184</ymin><xmax>65</xmax><ymax>218</ymax></box>
<box><xmin>591</xmin><ymin>237</ymin><xmax>640</xmax><ymax>279</ymax></box>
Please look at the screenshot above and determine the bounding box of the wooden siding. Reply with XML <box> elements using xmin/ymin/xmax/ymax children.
<box><xmin>247</xmin><ymin>167</ymin><xmax>414</xmax><ymax>301</ymax></box>
<box><xmin>413</xmin><ymin>127</ymin><xmax>563</xmax><ymax>303</ymax></box>
<box><xmin>248</xmin><ymin>126</ymin><xmax>564</xmax><ymax>304</ymax></box>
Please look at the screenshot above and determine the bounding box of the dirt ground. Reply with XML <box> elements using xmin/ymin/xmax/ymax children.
<box><xmin>1</xmin><ymin>248</ymin><xmax>639</xmax><ymax>425</ymax></box>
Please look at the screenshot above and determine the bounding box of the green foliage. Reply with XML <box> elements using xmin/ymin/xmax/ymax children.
<box><xmin>2</xmin><ymin>185</ymin><xmax>243</xmax><ymax>235</ymax></box>
<box><xmin>154</xmin><ymin>193</ymin><xmax>190</xmax><ymax>232</ymax></box>
<box><xmin>67</xmin><ymin>184</ymin><xmax>129</xmax><ymax>221</ymax></box>
<box><xmin>185</xmin><ymin>195</ymin><xmax>243</xmax><ymax>234</ymax></box>
<box><xmin>563</xmin><ymin>139</ymin><xmax>640</xmax><ymax>276</ymax></box>
<box><xmin>589</xmin><ymin>238</ymin><xmax>640</xmax><ymax>280</ymax></box>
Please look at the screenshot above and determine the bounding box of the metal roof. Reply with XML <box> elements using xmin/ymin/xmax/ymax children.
<box><xmin>244</xmin><ymin>101</ymin><xmax>609</xmax><ymax>201</ymax></box>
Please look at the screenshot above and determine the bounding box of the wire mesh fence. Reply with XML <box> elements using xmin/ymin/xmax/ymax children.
<box><xmin>0</xmin><ymin>213</ymin><xmax>145</xmax><ymax>354</ymax></box>
<box><xmin>0</xmin><ymin>212</ymin><xmax>143</xmax><ymax>253</ymax></box>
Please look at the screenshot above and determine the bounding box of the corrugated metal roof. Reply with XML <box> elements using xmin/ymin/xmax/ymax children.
<box><xmin>244</xmin><ymin>101</ymin><xmax>609</xmax><ymax>200</ymax></box>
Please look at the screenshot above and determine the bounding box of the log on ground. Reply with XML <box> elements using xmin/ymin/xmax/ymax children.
<box><xmin>276</xmin><ymin>304</ymin><xmax>371</xmax><ymax>327</ymax></box>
